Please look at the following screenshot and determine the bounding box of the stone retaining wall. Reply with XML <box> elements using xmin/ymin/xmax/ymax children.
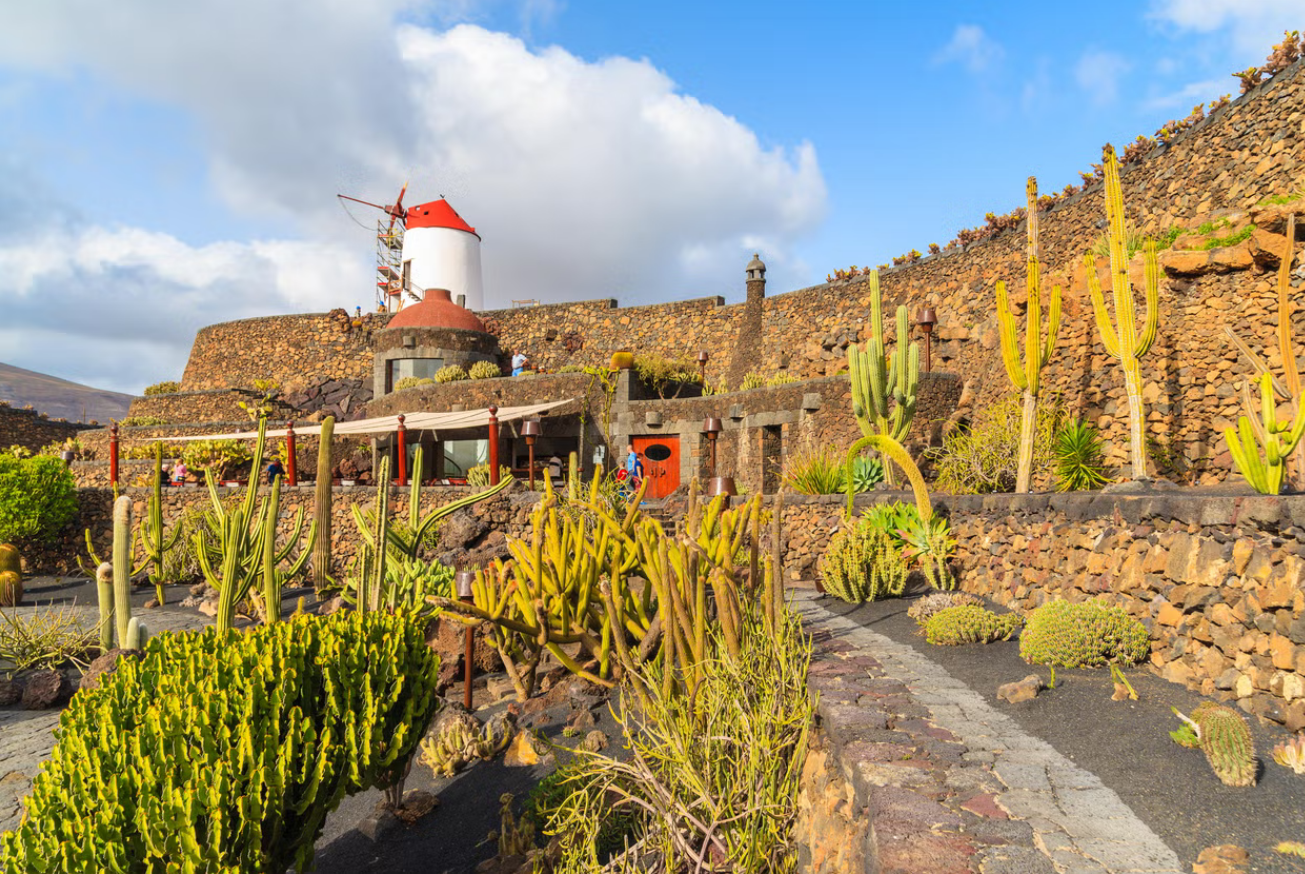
<box><xmin>125</xmin><ymin>390</ymin><xmax>294</xmax><ymax>425</ymax></box>
<box><xmin>779</xmin><ymin>490</ymin><xmax>1305</xmax><ymax>731</ymax></box>
<box><xmin>0</xmin><ymin>404</ymin><xmax>97</xmax><ymax>454</ymax></box>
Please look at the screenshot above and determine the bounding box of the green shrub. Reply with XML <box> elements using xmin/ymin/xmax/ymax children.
<box><xmin>1054</xmin><ymin>419</ymin><xmax>1111</xmax><ymax>491</ymax></box>
<box><xmin>931</xmin><ymin>394</ymin><xmax>1061</xmax><ymax>494</ymax></box>
<box><xmin>740</xmin><ymin>372</ymin><xmax>766</xmax><ymax>391</ymax></box>
<box><xmin>142</xmin><ymin>381</ymin><xmax>180</xmax><ymax>396</ymax></box>
<box><xmin>1</xmin><ymin>610</ymin><xmax>439</xmax><ymax>873</ymax></box>
<box><xmin>557</xmin><ymin>364</ymin><xmax>586</xmax><ymax>374</ymax></box>
<box><xmin>119</xmin><ymin>415</ymin><xmax>170</xmax><ymax>427</ymax></box>
<box><xmin>468</xmin><ymin>360</ymin><xmax>501</xmax><ymax>380</ymax></box>
<box><xmin>0</xmin><ymin>454</ymin><xmax>78</xmax><ymax>545</ymax></box>
<box><xmin>766</xmin><ymin>372</ymin><xmax>799</xmax><ymax>387</ymax></box>
<box><xmin>181</xmin><ymin>439</ymin><xmax>252</xmax><ymax>481</ymax></box>
<box><xmin>1020</xmin><ymin>599</ymin><xmax>1150</xmax><ymax>668</ymax></box>
<box><xmin>434</xmin><ymin>364</ymin><xmax>468</xmax><ymax>383</ymax></box>
<box><xmin>820</xmin><ymin>518</ymin><xmax>908</xmax><ymax>603</ymax></box>
<box><xmin>633</xmin><ymin>354</ymin><xmax>700</xmax><ymax>398</ymax></box>
<box><xmin>924</xmin><ymin>605</ymin><xmax>1022</xmax><ymax>645</ymax></box>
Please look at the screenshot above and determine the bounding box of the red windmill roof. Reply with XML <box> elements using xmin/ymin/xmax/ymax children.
<box><xmin>386</xmin><ymin>288</ymin><xmax>486</xmax><ymax>332</ymax></box>
<box><xmin>405</xmin><ymin>199</ymin><xmax>479</xmax><ymax>237</ymax></box>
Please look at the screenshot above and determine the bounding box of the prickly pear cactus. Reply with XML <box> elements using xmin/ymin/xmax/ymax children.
<box><xmin>1194</xmin><ymin>701</ymin><xmax>1257</xmax><ymax>787</ymax></box>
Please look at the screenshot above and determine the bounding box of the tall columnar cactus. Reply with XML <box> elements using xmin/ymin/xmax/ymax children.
<box><xmin>95</xmin><ymin>562</ymin><xmax>113</xmax><ymax>653</ymax></box>
<box><xmin>356</xmin><ymin>455</ymin><xmax>391</xmax><ymax>613</ymax></box>
<box><xmin>112</xmin><ymin>496</ymin><xmax>133</xmax><ymax>648</ymax></box>
<box><xmin>1086</xmin><ymin>145</ymin><xmax>1161</xmax><ymax>481</ymax></box>
<box><xmin>312</xmin><ymin>416</ymin><xmax>335</xmax><ymax>591</ymax></box>
<box><xmin>1224</xmin><ymin>372</ymin><xmax>1305</xmax><ymax>494</ymax></box>
<box><xmin>135</xmin><ymin>443</ymin><xmax>182</xmax><ymax>604</ymax></box>
<box><xmin>848</xmin><ymin>272</ymin><xmax>919</xmax><ymax>485</ymax></box>
<box><xmin>997</xmin><ymin>177</ymin><xmax>1062</xmax><ymax>493</ymax></box>
<box><xmin>1225</xmin><ymin>213</ymin><xmax>1302</xmax><ymax>489</ymax></box>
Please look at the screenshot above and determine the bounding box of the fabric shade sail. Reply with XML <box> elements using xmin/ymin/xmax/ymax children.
<box><xmin>151</xmin><ymin>400</ymin><xmax>574</xmax><ymax>442</ymax></box>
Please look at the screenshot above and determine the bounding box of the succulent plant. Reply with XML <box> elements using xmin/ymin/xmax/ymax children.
<box><xmin>1272</xmin><ymin>735</ymin><xmax>1305</xmax><ymax>774</ymax></box>
<box><xmin>0</xmin><ymin>543</ymin><xmax>20</xmax><ymax>577</ymax></box>
<box><xmin>907</xmin><ymin>591</ymin><xmax>982</xmax><ymax>626</ymax></box>
<box><xmin>820</xmin><ymin>519</ymin><xmax>908</xmax><ymax>604</ymax></box>
<box><xmin>1020</xmin><ymin>599</ymin><xmax>1149</xmax><ymax>668</ymax></box>
<box><xmin>434</xmin><ymin>364</ymin><xmax>468</xmax><ymax>383</ymax></box>
<box><xmin>924</xmin><ymin>605</ymin><xmax>1021</xmax><ymax>646</ymax></box>
<box><xmin>468</xmin><ymin>360</ymin><xmax>501</xmax><ymax>380</ymax></box>
<box><xmin>1188</xmin><ymin>702</ymin><xmax>1257</xmax><ymax>787</ymax></box>
<box><xmin>0</xmin><ymin>570</ymin><xmax>21</xmax><ymax>608</ymax></box>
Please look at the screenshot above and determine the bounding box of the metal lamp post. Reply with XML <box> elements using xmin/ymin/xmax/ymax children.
<box><xmin>917</xmin><ymin>307</ymin><xmax>937</xmax><ymax>372</ymax></box>
<box><xmin>702</xmin><ymin>416</ymin><xmax>735</xmax><ymax>497</ymax></box>
<box><xmin>456</xmin><ymin>569</ymin><xmax>477</xmax><ymax>710</ymax></box>
<box><xmin>697</xmin><ymin>350</ymin><xmax>710</xmax><ymax>386</ymax></box>
<box><xmin>521</xmin><ymin>419</ymin><xmax>541</xmax><ymax>490</ymax></box>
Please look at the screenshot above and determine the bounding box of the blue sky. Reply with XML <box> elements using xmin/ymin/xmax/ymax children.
<box><xmin>0</xmin><ymin>0</ymin><xmax>1298</xmax><ymax>394</ymax></box>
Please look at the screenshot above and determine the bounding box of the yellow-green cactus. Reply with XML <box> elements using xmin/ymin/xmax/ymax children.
<box><xmin>1086</xmin><ymin>145</ymin><xmax>1161</xmax><ymax>481</ymax></box>
<box><xmin>997</xmin><ymin>177</ymin><xmax>1062</xmax><ymax>493</ymax></box>
<box><xmin>1225</xmin><ymin>371</ymin><xmax>1305</xmax><ymax>494</ymax></box>
<box><xmin>848</xmin><ymin>271</ymin><xmax>919</xmax><ymax>485</ymax></box>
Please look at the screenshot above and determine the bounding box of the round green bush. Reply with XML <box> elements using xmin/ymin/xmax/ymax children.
<box><xmin>1019</xmin><ymin>599</ymin><xmax>1149</xmax><ymax>668</ymax></box>
<box><xmin>924</xmin><ymin>605</ymin><xmax>1022</xmax><ymax>646</ymax></box>
<box><xmin>142</xmin><ymin>380</ymin><xmax>180</xmax><ymax>396</ymax></box>
<box><xmin>0</xmin><ymin>454</ymin><xmax>78</xmax><ymax>546</ymax></box>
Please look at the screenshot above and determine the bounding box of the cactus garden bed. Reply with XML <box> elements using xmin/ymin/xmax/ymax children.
<box><xmin>820</xmin><ymin>592</ymin><xmax>1305</xmax><ymax>871</ymax></box>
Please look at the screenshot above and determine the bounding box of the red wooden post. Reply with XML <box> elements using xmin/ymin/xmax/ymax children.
<box><xmin>396</xmin><ymin>414</ymin><xmax>408</xmax><ymax>487</ymax></box>
<box><xmin>285</xmin><ymin>421</ymin><xmax>297</xmax><ymax>486</ymax></box>
<box><xmin>109</xmin><ymin>423</ymin><xmax>119</xmax><ymax>488</ymax></box>
<box><xmin>487</xmin><ymin>406</ymin><xmax>500</xmax><ymax>485</ymax></box>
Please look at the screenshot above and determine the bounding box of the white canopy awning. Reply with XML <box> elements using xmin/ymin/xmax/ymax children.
<box><xmin>153</xmin><ymin>399</ymin><xmax>575</xmax><ymax>442</ymax></box>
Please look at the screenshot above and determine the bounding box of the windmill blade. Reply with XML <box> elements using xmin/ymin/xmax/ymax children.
<box><xmin>387</xmin><ymin>181</ymin><xmax>409</xmax><ymax>232</ymax></box>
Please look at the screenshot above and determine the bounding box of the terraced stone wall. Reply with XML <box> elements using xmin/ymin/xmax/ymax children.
<box><xmin>0</xmin><ymin>403</ymin><xmax>97</xmax><ymax>453</ymax></box>
<box><xmin>780</xmin><ymin>490</ymin><xmax>1305</xmax><ymax>732</ymax></box>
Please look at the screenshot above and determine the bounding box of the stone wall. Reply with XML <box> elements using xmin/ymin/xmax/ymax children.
<box><xmin>180</xmin><ymin>312</ymin><xmax>390</xmax><ymax>393</ymax></box>
<box><xmin>779</xmin><ymin>489</ymin><xmax>1305</xmax><ymax>731</ymax></box>
<box><xmin>126</xmin><ymin>390</ymin><xmax>295</xmax><ymax>425</ymax></box>
<box><xmin>0</xmin><ymin>403</ymin><xmax>97</xmax><ymax>454</ymax></box>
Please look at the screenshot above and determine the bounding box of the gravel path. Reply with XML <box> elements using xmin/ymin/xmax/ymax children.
<box><xmin>795</xmin><ymin>590</ymin><xmax>1187</xmax><ymax>874</ymax></box>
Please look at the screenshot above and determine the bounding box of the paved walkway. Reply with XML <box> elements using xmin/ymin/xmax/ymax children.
<box><xmin>794</xmin><ymin>590</ymin><xmax>1184</xmax><ymax>874</ymax></box>
<box><xmin>0</xmin><ymin>606</ymin><xmax>209</xmax><ymax>834</ymax></box>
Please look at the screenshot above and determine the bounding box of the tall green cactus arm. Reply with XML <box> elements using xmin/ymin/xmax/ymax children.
<box><xmin>1280</xmin><ymin>214</ymin><xmax>1300</xmax><ymax>399</ymax></box>
<box><xmin>1224</xmin><ymin>372</ymin><xmax>1305</xmax><ymax>494</ymax></box>
<box><xmin>312</xmin><ymin>416</ymin><xmax>335</xmax><ymax>590</ymax></box>
<box><xmin>1137</xmin><ymin>239</ymin><xmax>1161</xmax><ymax>357</ymax></box>
<box><xmin>1086</xmin><ymin>254</ymin><xmax>1123</xmax><ymax>360</ymax></box>
<box><xmin>996</xmin><ymin>281</ymin><xmax>1029</xmax><ymax>391</ymax></box>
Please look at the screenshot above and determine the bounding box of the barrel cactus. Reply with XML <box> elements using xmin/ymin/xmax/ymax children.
<box><xmin>1177</xmin><ymin>702</ymin><xmax>1258</xmax><ymax>787</ymax></box>
<box><xmin>0</xmin><ymin>570</ymin><xmax>21</xmax><ymax>607</ymax></box>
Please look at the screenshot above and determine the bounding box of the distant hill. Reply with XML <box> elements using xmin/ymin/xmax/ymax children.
<box><xmin>0</xmin><ymin>362</ymin><xmax>133</xmax><ymax>424</ymax></box>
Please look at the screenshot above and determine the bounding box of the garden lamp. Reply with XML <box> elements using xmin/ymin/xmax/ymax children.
<box><xmin>917</xmin><ymin>307</ymin><xmax>937</xmax><ymax>372</ymax></box>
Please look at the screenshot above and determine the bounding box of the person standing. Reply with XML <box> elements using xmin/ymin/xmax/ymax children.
<box><xmin>625</xmin><ymin>444</ymin><xmax>644</xmax><ymax>490</ymax></box>
<box><xmin>266</xmin><ymin>456</ymin><xmax>285</xmax><ymax>484</ymax></box>
<box><xmin>511</xmin><ymin>350</ymin><xmax>529</xmax><ymax>376</ymax></box>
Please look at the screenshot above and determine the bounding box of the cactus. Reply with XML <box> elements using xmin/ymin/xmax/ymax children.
<box><xmin>1190</xmin><ymin>702</ymin><xmax>1257</xmax><ymax>787</ymax></box>
<box><xmin>1272</xmin><ymin>735</ymin><xmax>1305</xmax><ymax>774</ymax></box>
<box><xmin>312</xmin><ymin>415</ymin><xmax>334</xmax><ymax>590</ymax></box>
<box><xmin>135</xmin><ymin>443</ymin><xmax>182</xmax><ymax>604</ymax></box>
<box><xmin>0</xmin><ymin>571</ymin><xmax>20</xmax><ymax>608</ymax></box>
<box><xmin>997</xmin><ymin>177</ymin><xmax>1062</xmax><ymax>493</ymax></box>
<box><xmin>123</xmin><ymin>615</ymin><xmax>147</xmax><ymax>651</ymax></box>
<box><xmin>351</xmin><ymin>455</ymin><xmax>391</xmax><ymax>614</ymax></box>
<box><xmin>1225</xmin><ymin>372</ymin><xmax>1305</xmax><ymax>494</ymax></box>
<box><xmin>924</xmin><ymin>605</ymin><xmax>1022</xmax><ymax>646</ymax></box>
<box><xmin>1224</xmin><ymin>213</ymin><xmax>1303</xmax><ymax>489</ymax></box>
<box><xmin>820</xmin><ymin>519</ymin><xmax>908</xmax><ymax>603</ymax></box>
<box><xmin>112</xmin><ymin>495</ymin><xmax>133</xmax><ymax>647</ymax></box>
<box><xmin>0</xmin><ymin>544</ymin><xmax>19</xmax><ymax>577</ymax></box>
<box><xmin>844</xmin><ymin>433</ymin><xmax>932</xmax><ymax>521</ymax></box>
<box><xmin>1085</xmin><ymin>145</ymin><xmax>1161</xmax><ymax>481</ymax></box>
<box><xmin>848</xmin><ymin>272</ymin><xmax>919</xmax><ymax>485</ymax></box>
<box><xmin>95</xmin><ymin>562</ymin><xmax>113</xmax><ymax>652</ymax></box>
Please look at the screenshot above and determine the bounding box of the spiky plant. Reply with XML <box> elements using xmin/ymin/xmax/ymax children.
<box><xmin>847</xmin><ymin>272</ymin><xmax>919</xmax><ymax>486</ymax></box>
<box><xmin>1054</xmin><ymin>419</ymin><xmax>1112</xmax><ymax>491</ymax></box>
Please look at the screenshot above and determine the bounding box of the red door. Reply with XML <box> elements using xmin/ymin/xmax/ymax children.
<box><xmin>633</xmin><ymin>436</ymin><xmax>680</xmax><ymax>499</ymax></box>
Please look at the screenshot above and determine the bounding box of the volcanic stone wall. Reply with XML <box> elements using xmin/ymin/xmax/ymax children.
<box><xmin>0</xmin><ymin>403</ymin><xmax>97</xmax><ymax>453</ymax></box>
<box><xmin>170</xmin><ymin>57</ymin><xmax>1304</xmax><ymax>483</ymax></box>
<box><xmin>126</xmin><ymin>390</ymin><xmax>295</xmax><ymax>424</ymax></box>
<box><xmin>781</xmin><ymin>490</ymin><xmax>1305</xmax><ymax>732</ymax></box>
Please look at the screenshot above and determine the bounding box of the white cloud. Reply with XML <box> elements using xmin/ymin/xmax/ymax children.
<box><xmin>934</xmin><ymin>24</ymin><xmax>1004</xmax><ymax>74</ymax></box>
<box><xmin>0</xmin><ymin>5</ymin><xmax>826</xmax><ymax>394</ymax></box>
<box><xmin>1075</xmin><ymin>50</ymin><xmax>1132</xmax><ymax>106</ymax></box>
<box><xmin>1144</xmin><ymin>78</ymin><xmax>1224</xmax><ymax>110</ymax></box>
<box><xmin>1150</xmin><ymin>0</ymin><xmax>1302</xmax><ymax>54</ymax></box>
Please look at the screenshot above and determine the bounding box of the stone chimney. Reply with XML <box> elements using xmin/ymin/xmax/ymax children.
<box><xmin>745</xmin><ymin>253</ymin><xmax>766</xmax><ymax>304</ymax></box>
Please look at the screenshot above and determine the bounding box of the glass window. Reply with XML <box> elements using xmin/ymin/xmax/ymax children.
<box><xmin>387</xmin><ymin>357</ymin><xmax>443</xmax><ymax>391</ymax></box>
<box><xmin>442</xmin><ymin>439</ymin><xmax>488</xmax><ymax>477</ymax></box>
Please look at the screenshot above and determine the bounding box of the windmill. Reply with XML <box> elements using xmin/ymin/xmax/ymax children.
<box><xmin>337</xmin><ymin>184</ymin><xmax>418</xmax><ymax>312</ymax></box>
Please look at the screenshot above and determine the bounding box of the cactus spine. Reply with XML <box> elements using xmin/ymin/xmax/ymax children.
<box><xmin>1224</xmin><ymin>372</ymin><xmax>1305</xmax><ymax>494</ymax></box>
<box><xmin>1194</xmin><ymin>702</ymin><xmax>1257</xmax><ymax>787</ymax></box>
<box><xmin>847</xmin><ymin>272</ymin><xmax>920</xmax><ymax>486</ymax></box>
<box><xmin>312</xmin><ymin>416</ymin><xmax>335</xmax><ymax>591</ymax></box>
<box><xmin>1086</xmin><ymin>145</ymin><xmax>1161</xmax><ymax>481</ymax></box>
<box><xmin>997</xmin><ymin>177</ymin><xmax>1062</xmax><ymax>493</ymax></box>
<box><xmin>1225</xmin><ymin>213</ymin><xmax>1302</xmax><ymax>489</ymax></box>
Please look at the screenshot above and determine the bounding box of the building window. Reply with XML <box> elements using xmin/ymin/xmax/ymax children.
<box><xmin>442</xmin><ymin>439</ymin><xmax>488</xmax><ymax>477</ymax></box>
<box><xmin>387</xmin><ymin>357</ymin><xmax>443</xmax><ymax>392</ymax></box>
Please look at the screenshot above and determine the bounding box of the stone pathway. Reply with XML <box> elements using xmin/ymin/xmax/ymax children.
<box><xmin>794</xmin><ymin>590</ymin><xmax>1184</xmax><ymax>874</ymax></box>
<box><xmin>0</xmin><ymin>606</ymin><xmax>210</xmax><ymax>834</ymax></box>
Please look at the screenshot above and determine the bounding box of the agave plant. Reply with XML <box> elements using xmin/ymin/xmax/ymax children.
<box><xmin>850</xmin><ymin>456</ymin><xmax>884</xmax><ymax>493</ymax></box>
<box><xmin>1054</xmin><ymin>419</ymin><xmax>1111</xmax><ymax>491</ymax></box>
<box><xmin>897</xmin><ymin>513</ymin><xmax>956</xmax><ymax>590</ymax></box>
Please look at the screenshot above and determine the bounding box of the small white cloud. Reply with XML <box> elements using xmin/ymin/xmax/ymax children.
<box><xmin>1150</xmin><ymin>0</ymin><xmax>1301</xmax><ymax>54</ymax></box>
<box><xmin>1144</xmin><ymin>78</ymin><xmax>1223</xmax><ymax>110</ymax></box>
<box><xmin>1075</xmin><ymin>50</ymin><xmax>1132</xmax><ymax>106</ymax></box>
<box><xmin>934</xmin><ymin>24</ymin><xmax>1004</xmax><ymax>74</ymax></box>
